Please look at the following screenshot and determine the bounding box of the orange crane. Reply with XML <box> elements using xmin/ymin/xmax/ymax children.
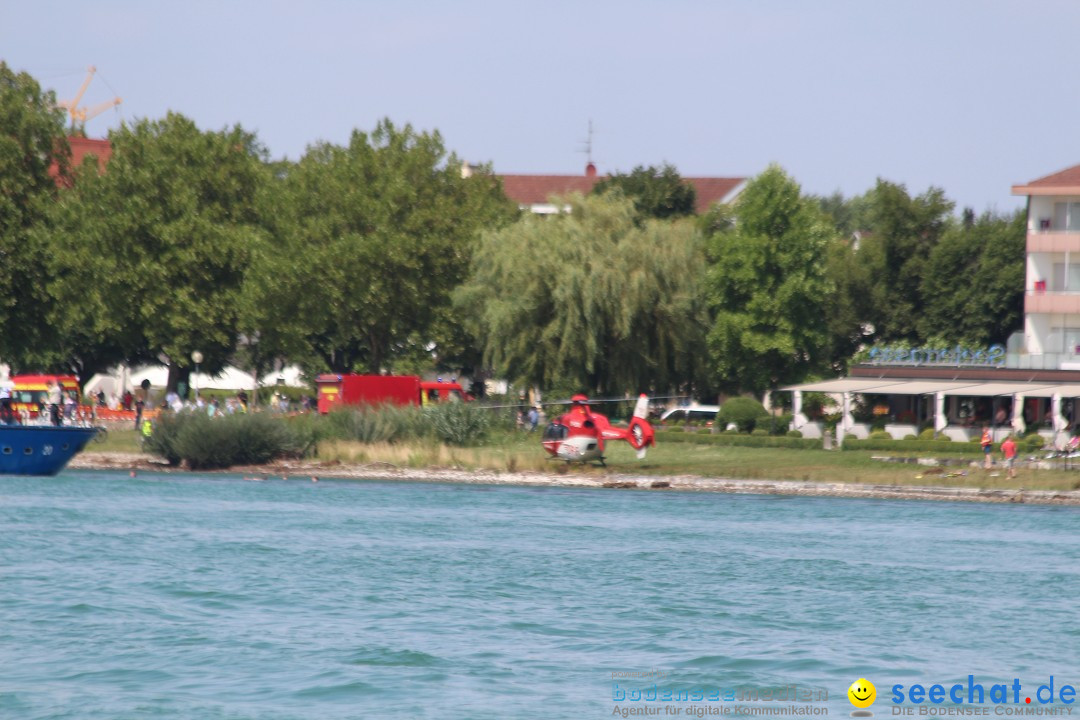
<box><xmin>57</xmin><ymin>66</ymin><xmax>122</xmax><ymax>127</ymax></box>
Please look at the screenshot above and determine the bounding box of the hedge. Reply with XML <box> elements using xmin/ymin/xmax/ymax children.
<box><xmin>655</xmin><ymin>431</ymin><xmax>821</xmax><ymax>450</ymax></box>
<box><xmin>840</xmin><ymin>438</ymin><xmax>985</xmax><ymax>455</ymax></box>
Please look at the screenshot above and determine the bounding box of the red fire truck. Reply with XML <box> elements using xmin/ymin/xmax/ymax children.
<box><xmin>315</xmin><ymin>375</ymin><xmax>470</xmax><ymax>414</ymax></box>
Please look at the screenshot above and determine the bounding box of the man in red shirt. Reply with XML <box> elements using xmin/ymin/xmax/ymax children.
<box><xmin>1001</xmin><ymin>434</ymin><xmax>1018</xmax><ymax>479</ymax></box>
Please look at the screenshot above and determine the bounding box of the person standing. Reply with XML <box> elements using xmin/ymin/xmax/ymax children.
<box><xmin>980</xmin><ymin>425</ymin><xmax>993</xmax><ymax>470</ymax></box>
<box><xmin>1001</xmin><ymin>435</ymin><xmax>1018</xmax><ymax>479</ymax></box>
<box><xmin>47</xmin><ymin>380</ymin><xmax>63</xmax><ymax>426</ymax></box>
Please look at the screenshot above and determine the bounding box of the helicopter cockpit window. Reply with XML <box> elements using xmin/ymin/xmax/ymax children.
<box><xmin>543</xmin><ymin>422</ymin><xmax>568</xmax><ymax>441</ymax></box>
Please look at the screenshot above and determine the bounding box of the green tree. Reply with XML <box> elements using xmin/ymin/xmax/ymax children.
<box><xmin>0</xmin><ymin>63</ymin><xmax>71</xmax><ymax>368</ymax></box>
<box><xmin>39</xmin><ymin>112</ymin><xmax>268</xmax><ymax>387</ymax></box>
<box><xmin>246</xmin><ymin>119</ymin><xmax>514</xmax><ymax>376</ymax></box>
<box><xmin>919</xmin><ymin>209</ymin><xmax>1025</xmax><ymax>345</ymax></box>
<box><xmin>592</xmin><ymin>163</ymin><xmax>696</xmax><ymax>219</ymax></box>
<box><xmin>704</xmin><ymin>165</ymin><xmax>834</xmax><ymax>396</ymax></box>
<box><xmin>456</xmin><ymin>192</ymin><xmax>708</xmax><ymax>395</ymax></box>
<box><xmin>861</xmin><ymin>179</ymin><xmax>954</xmax><ymax>341</ymax></box>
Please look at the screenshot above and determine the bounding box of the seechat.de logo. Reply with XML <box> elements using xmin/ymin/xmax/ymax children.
<box><xmin>849</xmin><ymin>678</ymin><xmax>877</xmax><ymax>717</ymax></box>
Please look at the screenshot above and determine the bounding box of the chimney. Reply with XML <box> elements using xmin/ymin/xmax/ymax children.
<box><xmin>585</xmin><ymin>162</ymin><xmax>597</xmax><ymax>178</ymax></box>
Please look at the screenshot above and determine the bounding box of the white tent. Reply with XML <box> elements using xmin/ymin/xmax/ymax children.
<box><xmin>257</xmin><ymin>364</ymin><xmax>307</xmax><ymax>388</ymax></box>
<box><xmin>87</xmin><ymin>364</ymin><xmax>260</xmax><ymax>396</ymax></box>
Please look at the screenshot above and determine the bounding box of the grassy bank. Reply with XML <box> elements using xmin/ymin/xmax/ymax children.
<box><xmin>98</xmin><ymin>427</ymin><xmax>1080</xmax><ymax>492</ymax></box>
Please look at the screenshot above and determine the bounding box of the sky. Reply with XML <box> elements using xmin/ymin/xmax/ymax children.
<box><xmin>5</xmin><ymin>0</ymin><xmax>1078</xmax><ymax>214</ymax></box>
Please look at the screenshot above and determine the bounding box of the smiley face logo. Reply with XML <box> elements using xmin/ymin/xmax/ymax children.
<box><xmin>848</xmin><ymin>678</ymin><xmax>876</xmax><ymax>708</ymax></box>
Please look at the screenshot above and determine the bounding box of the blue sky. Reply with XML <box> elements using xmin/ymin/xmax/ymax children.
<box><xmin>5</xmin><ymin>0</ymin><xmax>1077</xmax><ymax>213</ymax></box>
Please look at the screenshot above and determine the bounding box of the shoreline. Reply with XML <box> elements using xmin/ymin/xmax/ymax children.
<box><xmin>67</xmin><ymin>452</ymin><xmax>1080</xmax><ymax>507</ymax></box>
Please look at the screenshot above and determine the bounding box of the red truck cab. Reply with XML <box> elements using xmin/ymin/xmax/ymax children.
<box><xmin>315</xmin><ymin>374</ymin><xmax>470</xmax><ymax>413</ymax></box>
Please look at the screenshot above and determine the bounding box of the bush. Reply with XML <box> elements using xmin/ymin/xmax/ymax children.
<box><xmin>1023</xmin><ymin>434</ymin><xmax>1046</xmax><ymax>449</ymax></box>
<box><xmin>869</xmin><ymin>430</ymin><xmax>892</xmax><ymax>441</ymax></box>
<box><xmin>903</xmin><ymin>434</ymin><xmax>917</xmax><ymax>440</ymax></box>
<box><xmin>425</xmin><ymin>401</ymin><xmax>493</xmax><ymax>446</ymax></box>
<box><xmin>143</xmin><ymin>411</ymin><xmax>314</xmax><ymax>469</ymax></box>
<box><xmin>751</xmin><ymin>428</ymin><xmax>768</xmax><ymax>436</ymax></box>
<box><xmin>786</xmin><ymin>430</ymin><xmax>803</xmax><ymax>438</ymax></box>
<box><xmin>770</xmin><ymin>413</ymin><xmax>793</xmax><ymax>436</ymax></box>
<box><xmin>324</xmin><ymin>404</ymin><xmax>426</xmax><ymax>444</ymax></box>
<box><xmin>717</xmin><ymin>397</ymin><xmax>769</xmax><ymax>433</ymax></box>
<box><xmin>918</xmin><ymin>428</ymin><xmax>937</xmax><ymax>441</ymax></box>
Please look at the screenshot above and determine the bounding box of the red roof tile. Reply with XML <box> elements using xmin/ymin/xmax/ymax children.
<box><xmin>1013</xmin><ymin>163</ymin><xmax>1080</xmax><ymax>194</ymax></box>
<box><xmin>498</xmin><ymin>173</ymin><xmax>745</xmax><ymax>214</ymax></box>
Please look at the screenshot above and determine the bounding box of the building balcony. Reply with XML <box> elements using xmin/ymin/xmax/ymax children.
<box><xmin>1027</xmin><ymin>231</ymin><xmax>1080</xmax><ymax>253</ymax></box>
<box><xmin>1026</xmin><ymin>291</ymin><xmax>1080</xmax><ymax>314</ymax></box>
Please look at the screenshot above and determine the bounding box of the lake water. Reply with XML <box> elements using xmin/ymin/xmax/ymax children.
<box><xmin>1</xmin><ymin>471</ymin><xmax>1078</xmax><ymax>719</ymax></box>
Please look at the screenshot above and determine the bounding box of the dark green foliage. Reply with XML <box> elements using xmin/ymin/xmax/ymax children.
<box><xmin>656</xmin><ymin>431</ymin><xmax>820</xmax><ymax>450</ymax></box>
<box><xmin>144</xmin><ymin>412</ymin><xmax>314</xmax><ymax>469</ymax></box>
<box><xmin>751</xmin><ymin>428</ymin><xmax>769</xmax><ymax>436</ymax></box>
<box><xmin>705</xmin><ymin>166</ymin><xmax>835</xmax><ymax>394</ymax></box>
<box><xmin>0</xmin><ymin>62</ymin><xmax>71</xmax><ymax>369</ymax></box>
<box><xmin>591</xmin><ymin>163</ymin><xmax>696</xmax><ymax>219</ymax></box>
<box><xmin>717</xmin><ymin>397</ymin><xmax>769</xmax><ymax>433</ymax></box>
<box><xmin>786</xmin><ymin>430</ymin><xmax>803</xmax><ymax>438</ymax></box>
<box><xmin>918</xmin><ymin>210</ymin><xmax>1025</xmax><ymax>345</ymax></box>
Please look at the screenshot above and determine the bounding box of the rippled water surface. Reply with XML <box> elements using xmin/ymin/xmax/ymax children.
<box><xmin>1</xmin><ymin>471</ymin><xmax>1078</xmax><ymax>719</ymax></box>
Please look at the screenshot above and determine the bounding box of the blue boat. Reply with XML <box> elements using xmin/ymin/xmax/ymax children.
<box><xmin>0</xmin><ymin>424</ymin><xmax>101</xmax><ymax>476</ymax></box>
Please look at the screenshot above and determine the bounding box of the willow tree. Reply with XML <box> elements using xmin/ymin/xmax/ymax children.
<box><xmin>455</xmin><ymin>193</ymin><xmax>708</xmax><ymax>395</ymax></box>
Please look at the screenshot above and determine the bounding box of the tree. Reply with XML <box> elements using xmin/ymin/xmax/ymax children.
<box><xmin>591</xmin><ymin>163</ymin><xmax>696</xmax><ymax>219</ymax></box>
<box><xmin>0</xmin><ymin>62</ymin><xmax>71</xmax><ymax>369</ymax></box>
<box><xmin>919</xmin><ymin>210</ymin><xmax>1025</xmax><ymax>345</ymax></box>
<box><xmin>860</xmin><ymin>179</ymin><xmax>954</xmax><ymax>342</ymax></box>
<box><xmin>704</xmin><ymin>165</ymin><xmax>835</xmax><ymax>396</ymax></box>
<box><xmin>456</xmin><ymin>192</ymin><xmax>709</xmax><ymax>395</ymax></box>
<box><xmin>246</xmin><ymin>119</ymin><xmax>514</xmax><ymax>376</ymax></box>
<box><xmin>38</xmin><ymin>112</ymin><xmax>268</xmax><ymax>388</ymax></box>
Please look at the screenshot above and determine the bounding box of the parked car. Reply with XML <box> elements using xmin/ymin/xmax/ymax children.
<box><xmin>660</xmin><ymin>404</ymin><xmax>721</xmax><ymax>425</ymax></box>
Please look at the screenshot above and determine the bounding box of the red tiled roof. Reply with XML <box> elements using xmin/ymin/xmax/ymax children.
<box><xmin>1012</xmin><ymin>163</ymin><xmax>1080</xmax><ymax>195</ymax></box>
<box><xmin>498</xmin><ymin>173</ymin><xmax>745</xmax><ymax>214</ymax></box>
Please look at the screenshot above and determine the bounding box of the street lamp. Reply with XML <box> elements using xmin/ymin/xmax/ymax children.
<box><xmin>191</xmin><ymin>351</ymin><xmax>203</xmax><ymax>401</ymax></box>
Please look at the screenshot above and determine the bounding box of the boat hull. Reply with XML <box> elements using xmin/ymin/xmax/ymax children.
<box><xmin>0</xmin><ymin>425</ymin><xmax>100</xmax><ymax>476</ymax></box>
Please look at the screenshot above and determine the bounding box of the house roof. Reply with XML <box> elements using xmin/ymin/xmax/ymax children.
<box><xmin>498</xmin><ymin>171</ymin><xmax>746</xmax><ymax>214</ymax></box>
<box><xmin>1012</xmin><ymin>163</ymin><xmax>1080</xmax><ymax>195</ymax></box>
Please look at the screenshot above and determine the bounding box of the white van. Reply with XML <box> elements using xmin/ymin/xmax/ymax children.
<box><xmin>660</xmin><ymin>404</ymin><xmax>721</xmax><ymax>425</ymax></box>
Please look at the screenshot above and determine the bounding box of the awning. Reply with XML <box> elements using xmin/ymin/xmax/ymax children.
<box><xmin>944</xmin><ymin>382</ymin><xmax>1058</xmax><ymax>397</ymax></box>
<box><xmin>860</xmin><ymin>380</ymin><xmax>981</xmax><ymax>395</ymax></box>
<box><xmin>781</xmin><ymin>379</ymin><xmax>906</xmax><ymax>393</ymax></box>
<box><xmin>1023</xmin><ymin>384</ymin><xmax>1080</xmax><ymax>398</ymax></box>
<box><xmin>781</xmin><ymin>378</ymin><xmax>1080</xmax><ymax>397</ymax></box>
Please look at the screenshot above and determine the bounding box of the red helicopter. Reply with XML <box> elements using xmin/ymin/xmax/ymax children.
<box><xmin>540</xmin><ymin>393</ymin><xmax>655</xmax><ymax>464</ymax></box>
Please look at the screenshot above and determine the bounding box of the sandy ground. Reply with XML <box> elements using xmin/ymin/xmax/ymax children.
<box><xmin>68</xmin><ymin>452</ymin><xmax>1080</xmax><ymax>506</ymax></box>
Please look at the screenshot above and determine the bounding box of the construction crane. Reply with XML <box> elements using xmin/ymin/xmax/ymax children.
<box><xmin>57</xmin><ymin>66</ymin><xmax>122</xmax><ymax>127</ymax></box>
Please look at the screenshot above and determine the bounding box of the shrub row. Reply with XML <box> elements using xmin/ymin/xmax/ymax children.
<box><xmin>655</xmin><ymin>431</ymin><xmax>820</xmax><ymax>450</ymax></box>
<box><xmin>841</xmin><ymin>438</ymin><xmax>986</xmax><ymax>454</ymax></box>
<box><xmin>144</xmin><ymin>402</ymin><xmax>500</xmax><ymax>469</ymax></box>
